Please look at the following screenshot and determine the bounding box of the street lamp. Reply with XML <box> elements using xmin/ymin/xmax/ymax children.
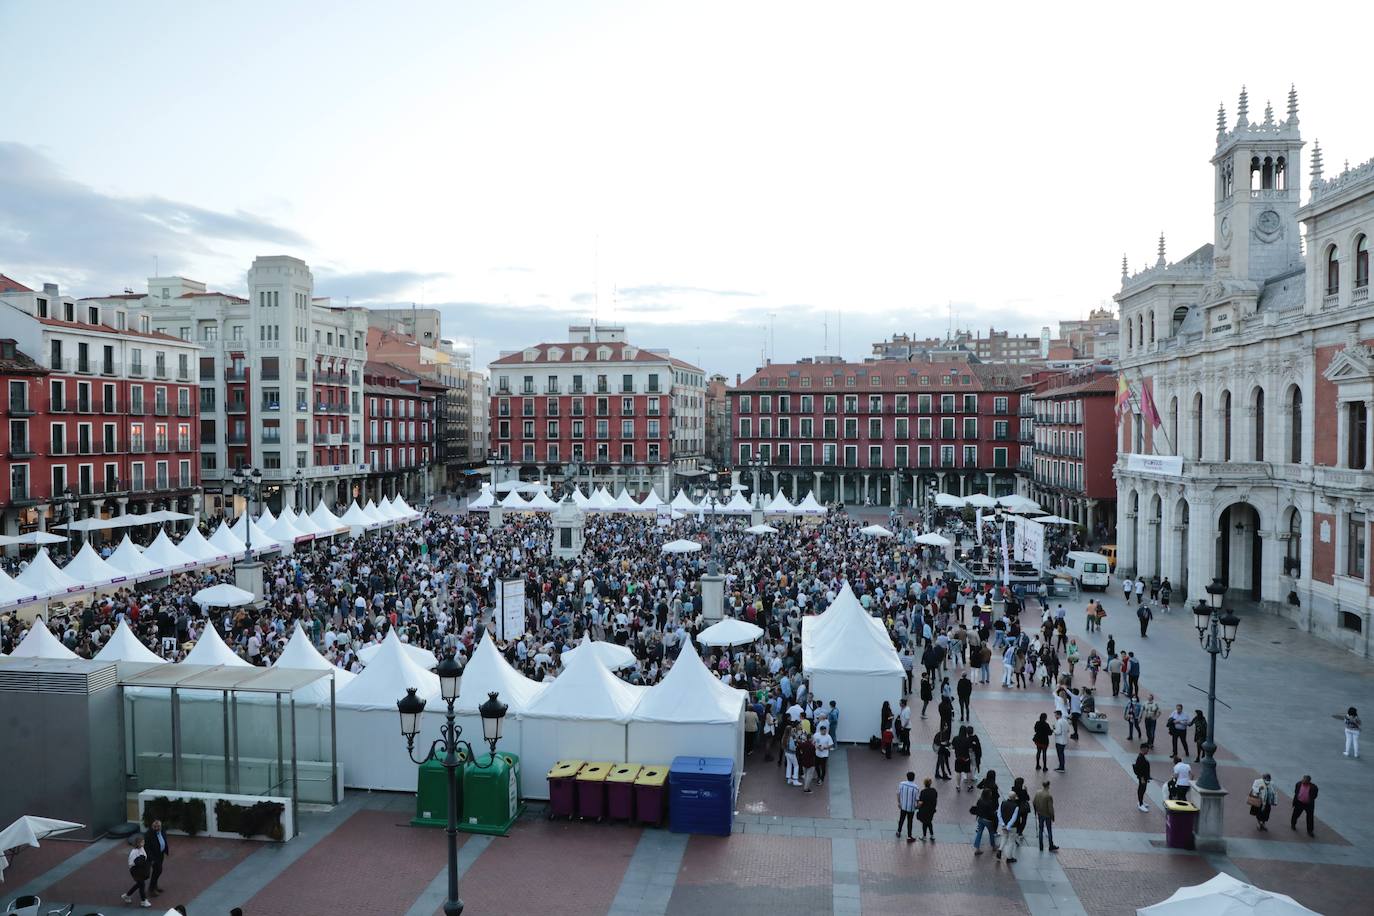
<box><xmin>231</xmin><ymin>465</ymin><xmax>263</xmax><ymax>563</ymax></box>
<box><xmin>292</xmin><ymin>468</ymin><xmax>304</xmax><ymax>509</ymax></box>
<box><xmin>61</xmin><ymin>486</ymin><xmax>76</xmax><ymax>559</ymax></box>
<box><xmin>397</xmin><ymin>660</ymin><xmax>507</xmax><ymax>916</ymax></box>
<box><xmin>1193</xmin><ymin>580</ymin><xmax>1240</xmax><ymax>794</ymax></box>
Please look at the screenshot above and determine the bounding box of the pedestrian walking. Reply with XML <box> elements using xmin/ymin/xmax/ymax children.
<box><xmin>897</xmin><ymin>771</ymin><xmax>919</xmax><ymax>841</ymax></box>
<box><xmin>1121</xmin><ymin>576</ymin><xmax>1134</xmax><ymax>604</ymax></box>
<box><xmin>1142</xmin><ymin>695</ymin><xmax>1161</xmax><ymax>750</ymax></box>
<box><xmin>1291</xmin><ymin>775</ymin><xmax>1319</xmax><ymax>836</ymax></box>
<box><xmin>144</xmin><ymin>819</ymin><xmax>169</xmax><ymax>898</ymax></box>
<box><xmin>919</xmin><ymin>671</ymin><xmax>933</xmax><ymax>718</ymax></box>
<box><xmin>971</xmin><ymin>787</ymin><xmax>1000</xmax><ymax>856</ymax></box>
<box><xmin>996</xmin><ymin>791</ymin><xmax>1027</xmax><ymax>863</ymax></box>
<box><xmin>953</xmin><ymin>726</ymin><xmax>974</xmax><ymax>792</ymax></box>
<box><xmin>1032</xmin><ymin>780</ymin><xmax>1059</xmax><ymax>851</ymax></box>
<box><xmin>1052</xmin><ymin>710</ymin><xmax>1069</xmax><ymax>772</ymax></box>
<box><xmin>957</xmin><ymin>671</ymin><xmax>973</xmax><ymax>722</ymax></box>
<box><xmin>1248</xmin><ymin>773</ymin><xmax>1277</xmax><ymax>831</ymax></box>
<box><xmin>1343</xmin><ymin>706</ymin><xmax>1361</xmax><ymax>758</ymax></box>
<box><xmin>1032</xmin><ymin>712</ymin><xmax>1052</xmax><ymax>771</ymax></box>
<box><xmin>1137</xmin><ymin>602</ymin><xmax>1152</xmax><ymax>637</ymax></box>
<box><xmin>1168</xmin><ymin>704</ymin><xmax>1192</xmax><ymax>758</ymax></box>
<box><xmin>916</xmin><ymin>777</ymin><xmax>939</xmax><ymax>841</ymax></box>
<box><xmin>122</xmin><ymin>834</ymin><xmax>152</xmax><ymax>908</ymax></box>
<box><xmin>1134</xmin><ymin>578</ymin><xmax>1145</xmax><ymax>605</ymax></box>
<box><xmin>814</xmin><ymin>723</ymin><xmax>834</xmax><ymax>784</ymax></box>
<box><xmin>933</xmin><ymin>728</ymin><xmax>952</xmax><ymax>780</ymax></box>
<box><xmin>1133</xmin><ymin>744</ymin><xmax>1152</xmax><ymax>812</ymax></box>
<box><xmin>1191</xmin><ymin>709</ymin><xmax>1207</xmax><ymax>763</ymax></box>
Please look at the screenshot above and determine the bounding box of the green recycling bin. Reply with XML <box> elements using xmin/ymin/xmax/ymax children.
<box><xmin>458</xmin><ymin>751</ymin><xmax>524</xmax><ymax>836</ymax></box>
<box><xmin>412</xmin><ymin>747</ymin><xmax>469</xmax><ymax>828</ymax></box>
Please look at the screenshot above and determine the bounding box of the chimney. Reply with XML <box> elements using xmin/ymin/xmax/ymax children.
<box><xmin>43</xmin><ymin>282</ymin><xmax>59</xmax><ymax>295</ymax></box>
<box><xmin>735</xmin><ymin>373</ymin><xmax>741</xmax><ymax>385</ymax></box>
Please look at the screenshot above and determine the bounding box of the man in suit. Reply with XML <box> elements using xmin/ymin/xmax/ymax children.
<box><xmin>144</xmin><ymin>819</ymin><xmax>170</xmax><ymax>897</ymax></box>
<box><xmin>1290</xmin><ymin>775</ymin><xmax>1319</xmax><ymax>836</ymax></box>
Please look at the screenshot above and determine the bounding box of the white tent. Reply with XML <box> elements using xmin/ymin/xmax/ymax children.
<box><xmin>1137</xmin><ymin>872</ymin><xmax>1319</xmax><ymax>916</ymax></box>
<box><xmin>182</xmin><ymin>625</ymin><xmax>251</xmax><ymax>667</ymax></box>
<box><xmin>267</xmin><ymin>512</ymin><xmax>308</xmax><ymax>545</ymax></box>
<box><xmin>230</xmin><ymin>516</ymin><xmax>283</xmax><ymax>553</ymax></box>
<box><xmin>94</xmin><ymin>619</ymin><xmax>164</xmax><ymax>665</ymax></box>
<box><xmin>638</xmin><ymin>490</ymin><xmax>666</xmax><ymax>512</ymax></box>
<box><xmin>15</xmin><ymin>548</ymin><xmax>83</xmax><ymax>598</ymax></box>
<box><xmin>451</xmin><ymin>636</ymin><xmax>546</xmax><ymax>769</ymax></box>
<box><xmin>8</xmin><ymin>617</ymin><xmax>78</xmax><ymax>660</ymax></box>
<box><xmin>467</xmin><ymin>485</ymin><xmax>496</xmax><ymax>510</ymax></box>
<box><xmin>257</xmin><ymin>506</ymin><xmax>277</xmax><ymax>529</ymax></box>
<box><xmin>794</xmin><ymin>491</ymin><xmax>827</xmax><ymax>515</ymax></box>
<box><xmin>560</xmin><ymin>634</ymin><xmax>637</xmax><ymax>670</ymax></box>
<box><xmin>178</xmin><ymin>527</ymin><xmax>231</xmax><ymax>565</ymax></box>
<box><xmin>207</xmin><ymin>522</ymin><xmax>247</xmax><ymax>558</ymax></box>
<box><xmin>1036</xmin><ymin>515</ymin><xmax>1079</xmax><ymax>526</ymax></box>
<box><xmin>934</xmin><ymin>493</ymin><xmax>966</xmax><ymax>509</ymax></box>
<box><xmin>525</xmin><ymin>489</ymin><xmax>560</xmax><ymax>512</ymax></box>
<box><xmin>193</xmin><ymin>583</ymin><xmax>256</xmax><ymax>608</ymax></box>
<box><xmin>669</xmin><ymin>489</ymin><xmax>698</xmax><ymax>512</ymax></box>
<box><xmin>661</xmin><ymin>539</ymin><xmax>702</xmax><ymax>555</ymax></box>
<box><xmin>393</xmin><ymin>495</ymin><xmax>420</xmax><ymax>518</ymax></box>
<box><xmin>310</xmin><ymin>501</ymin><xmax>347</xmax><ymax>534</ymax></box>
<box><xmin>142</xmin><ymin>530</ymin><xmax>200</xmax><ymax>573</ymax></box>
<box><xmin>801</xmin><ymin>584</ymin><xmax>903</xmax><ymax>742</ymax></box>
<box><xmin>612</xmin><ymin>489</ymin><xmax>645</xmax><ymax>512</ymax></box>
<box><xmin>107</xmin><ymin>535</ymin><xmax>158</xmax><ymax>580</ymax></box>
<box><xmin>362</xmin><ymin>500</ymin><xmax>392</xmax><ymax>525</ymax></box>
<box><xmin>335</xmin><ymin>630</ymin><xmax>441</xmax><ymax>790</ymax></box>
<box><xmin>62</xmin><ymin>542</ymin><xmax>126</xmax><ymax>589</ymax></box>
<box><xmin>357</xmin><ymin>637</ymin><xmax>438</xmax><ymax>670</ymax></box>
<box><xmin>521</xmin><ymin>651</ymin><xmax>646</xmax><ymax>798</ymax></box>
<box><xmin>0</xmin><ymin>568</ymin><xmax>41</xmax><ymax>607</ymax></box>
<box><xmin>569</xmin><ymin>486</ymin><xmax>590</xmax><ymax>509</ymax></box>
<box><xmin>764</xmin><ymin>492</ymin><xmax>797</xmax><ymax>514</ymax></box>
<box><xmin>628</xmin><ymin>638</ymin><xmax>746</xmax><ymax>792</ymax></box>
<box><xmin>338</xmin><ymin>501</ymin><xmax>377</xmax><ymax>528</ymax></box>
<box><xmin>376</xmin><ymin>496</ymin><xmax>406</xmax><ymax>521</ymax></box>
<box><xmin>722</xmin><ymin>492</ymin><xmax>753</xmax><ymax>514</ymax></box>
<box><xmin>587</xmin><ymin>487</ymin><xmax>616</xmax><ymax>511</ymax></box>
<box><xmin>696</xmin><ymin>617</ymin><xmax>765</xmax><ymax>647</ymax></box>
<box><xmin>998</xmin><ymin>494</ymin><xmax>1042</xmax><ymax>514</ymax></box>
<box><xmin>914</xmin><ymin>532</ymin><xmax>953</xmax><ymax>547</ymax></box>
<box><xmin>292</xmin><ymin>509</ymin><xmax>328</xmax><ymax>538</ymax></box>
<box><xmin>860</xmin><ymin>524</ymin><xmax>893</xmax><ymax>538</ymax></box>
<box><xmin>744</xmin><ymin>523</ymin><xmax>778</xmax><ymax>535</ymax></box>
<box><xmin>498</xmin><ymin>490</ymin><xmax>531</xmax><ymax>510</ymax></box>
<box><xmin>273</xmin><ymin>624</ymin><xmax>354</xmax><ymax>705</ymax></box>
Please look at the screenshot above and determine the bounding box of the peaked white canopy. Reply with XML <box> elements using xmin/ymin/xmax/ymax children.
<box><xmin>454</xmin><ymin>635</ymin><xmax>546</xmax><ymax>713</ymax></box>
<box><xmin>256</xmin><ymin>506</ymin><xmax>278</xmax><ymax>529</ymax></box>
<box><xmin>393</xmin><ymin>494</ymin><xmax>420</xmax><ymax>518</ymax></box>
<box><xmin>15</xmin><ymin>548</ymin><xmax>82</xmax><ymax>597</ymax></box>
<box><xmin>230</xmin><ymin>516</ymin><xmax>283</xmax><ymax>552</ymax></box>
<box><xmin>499</xmin><ymin>490</ymin><xmax>531</xmax><ymax>510</ymax></box>
<box><xmin>670</xmin><ymin>489</ymin><xmax>699</xmax><ymax>511</ymax></box>
<box><xmin>192</xmin><ymin>583</ymin><xmax>256</xmax><ymax>608</ymax></box>
<box><xmin>612</xmin><ymin>489</ymin><xmax>645</xmax><ymax>512</ymax></box>
<box><xmin>744</xmin><ymin>523</ymin><xmax>778</xmax><ymax>535</ymax></box>
<box><xmin>467</xmin><ymin>485</ymin><xmax>496</xmax><ymax>510</ymax></box>
<box><xmin>914</xmin><ymin>532</ymin><xmax>953</xmax><ymax>547</ymax></box>
<box><xmin>357</xmin><ymin>636</ymin><xmax>437</xmax><ymax>670</ymax></box>
<box><xmin>860</xmin><ymin>524</ymin><xmax>894</xmax><ymax>538</ymax></box>
<box><xmin>310</xmin><ymin>501</ymin><xmax>347</xmax><ymax>533</ymax></box>
<box><xmin>963</xmin><ymin>493</ymin><xmax>999</xmax><ymax>509</ymax></box>
<box><xmin>339</xmin><ymin>501</ymin><xmax>377</xmax><ymax>528</ymax></box>
<box><xmin>336</xmin><ymin>629</ymin><xmax>439</xmax><ymax>709</ymax></box>
<box><xmin>794</xmin><ymin>491</ymin><xmax>827</xmax><ymax>515</ymax></box>
<box><xmin>560</xmin><ymin>634</ymin><xmax>637</xmax><ymax>670</ymax></box>
<box><xmin>107</xmin><ymin>535</ymin><xmax>158</xmax><ymax>579</ymax></box>
<box><xmin>1136</xmin><ymin>872</ymin><xmax>1319</xmax><ymax>916</ymax></box>
<box><xmin>267</xmin><ymin>513</ymin><xmax>308</xmax><ymax>544</ymax></box>
<box><xmin>62</xmin><ymin>542</ymin><xmax>125</xmax><ymax>589</ymax></box>
<box><xmin>934</xmin><ymin>493</ymin><xmax>966</xmax><ymax>508</ymax></box>
<box><xmin>141</xmin><ymin>530</ymin><xmax>199</xmax><ymax>572</ymax></box>
<box><xmin>527</xmin><ymin>647</ymin><xmax>646</xmax><ymax>721</ymax></box>
<box><xmin>998</xmin><ymin>494</ymin><xmax>1043</xmax><ymax>513</ymax></box>
<box><xmin>764</xmin><ymin>492</ymin><xmax>797</xmax><ymax>514</ymax></box>
<box><xmin>8</xmin><ymin>617</ymin><xmax>78</xmax><ymax>660</ymax></box>
<box><xmin>587</xmin><ymin>486</ymin><xmax>616</xmax><ymax>510</ymax></box>
<box><xmin>273</xmin><ymin>623</ymin><xmax>354</xmax><ymax>701</ymax></box>
<box><xmin>375</xmin><ymin>496</ymin><xmax>406</xmax><ymax>521</ymax></box>
<box><xmin>723</xmin><ymin>492</ymin><xmax>753</xmax><ymax>514</ymax></box>
<box><xmin>525</xmin><ymin>489</ymin><xmax>560</xmax><ymax>511</ymax></box>
<box><xmin>570</xmin><ymin>486</ymin><xmax>590</xmax><ymax>508</ymax></box>
<box><xmin>178</xmin><ymin>527</ymin><xmax>230</xmax><ymax>564</ymax></box>
<box><xmin>286</xmin><ymin>507</ymin><xmax>325</xmax><ymax>537</ymax></box>
<box><xmin>362</xmin><ymin>500</ymin><xmax>391</xmax><ymax>524</ymax></box>
<box><xmin>638</xmin><ymin>490</ymin><xmax>666</xmax><ymax>511</ymax></box>
<box><xmin>182</xmin><ymin>625</ymin><xmax>250</xmax><ymax>667</ymax></box>
<box><xmin>0</xmin><ymin>568</ymin><xmax>40</xmax><ymax>606</ymax></box>
<box><xmin>696</xmin><ymin>617</ymin><xmax>765</xmax><ymax>647</ymax></box>
<box><xmin>632</xmin><ymin>638</ymin><xmax>745</xmax><ymax>724</ymax></box>
<box><xmin>1036</xmin><ymin>515</ymin><xmax>1079</xmax><ymax>525</ymax></box>
<box><xmin>0</xmin><ymin>816</ymin><xmax>85</xmax><ymax>881</ymax></box>
<box><xmin>208</xmin><ymin>522</ymin><xmax>248</xmax><ymax>557</ymax></box>
<box><xmin>661</xmin><ymin>539</ymin><xmax>702</xmax><ymax>555</ymax></box>
<box><xmin>802</xmin><ymin>585</ymin><xmax>901</xmax><ymax>674</ymax></box>
<box><xmin>94</xmin><ymin>619</ymin><xmax>164</xmax><ymax>664</ymax></box>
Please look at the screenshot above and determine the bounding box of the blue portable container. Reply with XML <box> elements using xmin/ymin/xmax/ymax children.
<box><xmin>668</xmin><ymin>756</ymin><xmax>735</xmax><ymax>837</ymax></box>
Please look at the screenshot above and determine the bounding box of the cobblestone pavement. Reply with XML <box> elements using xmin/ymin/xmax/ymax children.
<box><xmin>7</xmin><ymin>582</ymin><xmax>1369</xmax><ymax>914</ymax></box>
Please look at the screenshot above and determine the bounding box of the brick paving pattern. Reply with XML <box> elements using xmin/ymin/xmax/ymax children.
<box><xmin>1057</xmin><ymin>848</ymin><xmax>1218</xmax><ymax>915</ymax></box>
<box><xmin>39</xmin><ymin>834</ymin><xmax>254</xmax><ymax>911</ymax></box>
<box><xmin>668</xmin><ymin>833</ymin><xmax>830</xmax><ymax>915</ymax></box>
<box><xmin>857</xmin><ymin>837</ymin><xmax>1029</xmax><ymax>916</ymax></box>
<box><xmin>1231</xmin><ymin>857</ymin><xmax>1374</xmax><ymax>916</ymax></box>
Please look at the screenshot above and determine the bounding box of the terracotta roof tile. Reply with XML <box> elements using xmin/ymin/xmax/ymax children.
<box><xmin>0</xmin><ymin>274</ymin><xmax>35</xmax><ymax>294</ymax></box>
<box><xmin>37</xmin><ymin>316</ymin><xmax>195</xmax><ymax>344</ymax></box>
<box><xmin>489</xmin><ymin>341</ymin><xmax>675</xmax><ymax>366</ymax></box>
<box><xmin>735</xmin><ymin>360</ymin><xmax>1030</xmax><ymax>391</ymax></box>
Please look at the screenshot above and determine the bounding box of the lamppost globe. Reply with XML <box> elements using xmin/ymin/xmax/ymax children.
<box><xmin>1220</xmin><ymin>610</ymin><xmax>1241</xmax><ymax>651</ymax></box>
<box><xmin>397</xmin><ymin>687</ymin><xmax>426</xmax><ymax>743</ymax></box>
<box><xmin>478</xmin><ymin>691</ymin><xmax>509</xmax><ymax>750</ymax></box>
<box><xmin>436</xmin><ymin>655</ymin><xmax>464</xmax><ymax>704</ymax></box>
<box><xmin>1193</xmin><ymin>601</ymin><xmax>1212</xmax><ymax>637</ymax></box>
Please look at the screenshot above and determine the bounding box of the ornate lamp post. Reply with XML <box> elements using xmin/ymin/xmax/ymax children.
<box><xmin>1190</xmin><ymin>579</ymin><xmax>1241</xmax><ymax>851</ymax></box>
<box><xmin>698</xmin><ymin>471</ymin><xmax>730</xmax><ymax>621</ymax></box>
<box><xmin>61</xmin><ymin>486</ymin><xmax>77</xmax><ymax>559</ymax></box>
<box><xmin>292</xmin><ymin>467</ymin><xmax>304</xmax><ymax>509</ymax></box>
<box><xmin>397</xmin><ymin>660</ymin><xmax>507</xmax><ymax>916</ymax></box>
<box><xmin>231</xmin><ymin>465</ymin><xmax>264</xmax><ymax>598</ymax></box>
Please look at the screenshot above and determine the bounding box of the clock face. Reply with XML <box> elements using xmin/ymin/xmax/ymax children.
<box><xmin>1257</xmin><ymin>209</ymin><xmax>1280</xmax><ymax>235</ymax></box>
<box><xmin>1219</xmin><ymin>215</ymin><xmax>1232</xmax><ymax>248</ymax></box>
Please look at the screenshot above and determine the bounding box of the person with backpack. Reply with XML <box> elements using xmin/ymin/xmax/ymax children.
<box><xmin>970</xmin><ymin>786</ymin><xmax>999</xmax><ymax>856</ymax></box>
<box><xmin>996</xmin><ymin>791</ymin><xmax>1027</xmax><ymax>863</ymax></box>
<box><xmin>915</xmin><ymin>777</ymin><xmax>939</xmax><ymax>841</ymax></box>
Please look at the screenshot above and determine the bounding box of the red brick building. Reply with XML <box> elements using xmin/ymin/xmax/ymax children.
<box><xmin>362</xmin><ymin>361</ymin><xmax>438</xmax><ymax>504</ymax></box>
<box><xmin>726</xmin><ymin>357</ymin><xmax>1032</xmax><ymax>506</ymax></box>
<box><xmin>1028</xmin><ymin>368</ymin><xmax>1118</xmax><ymax>538</ymax></box>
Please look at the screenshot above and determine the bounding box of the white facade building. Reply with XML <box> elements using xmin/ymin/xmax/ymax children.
<box><xmin>1114</xmin><ymin>86</ymin><xmax>1374</xmax><ymax>657</ymax></box>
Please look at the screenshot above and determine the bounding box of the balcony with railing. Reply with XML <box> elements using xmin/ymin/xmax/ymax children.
<box><xmin>129</xmin><ymin>362</ymin><xmax>146</xmax><ymax>378</ymax></box>
<box><xmin>153</xmin><ymin>401</ymin><xmax>170</xmax><ymax>416</ymax></box>
<box><xmin>226</xmin><ymin>432</ymin><xmax>248</xmax><ymax>445</ymax></box>
<box><xmin>226</xmin><ymin>401</ymin><xmax>248</xmax><ymax>414</ymax></box>
<box><xmin>224</xmin><ymin>366</ymin><xmax>247</xmax><ymax>381</ymax></box>
<box><xmin>8</xmin><ymin>439</ymin><xmax>35</xmax><ymax>459</ymax></box>
<box><xmin>6</xmin><ymin>397</ymin><xmax>34</xmax><ymax>417</ymax></box>
<box><xmin>153</xmin><ymin>360</ymin><xmax>169</xmax><ymax>379</ymax></box>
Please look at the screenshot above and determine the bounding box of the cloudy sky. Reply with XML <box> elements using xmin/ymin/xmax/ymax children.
<box><xmin>3</xmin><ymin>1</ymin><xmax>1373</xmax><ymax>379</ymax></box>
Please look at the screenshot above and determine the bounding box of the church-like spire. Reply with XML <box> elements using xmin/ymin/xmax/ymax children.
<box><xmin>1286</xmin><ymin>84</ymin><xmax>1299</xmax><ymax>125</ymax></box>
<box><xmin>1236</xmin><ymin>85</ymin><xmax>1249</xmax><ymax>128</ymax></box>
<box><xmin>1121</xmin><ymin>254</ymin><xmax>1129</xmax><ymax>283</ymax></box>
<box><xmin>1216</xmin><ymin>102</ymin><xmax>1227</xmax><ymax>138</ymax></box>
<box><xmin>1156</xmin><ymin>233</ymin><xmax>1167</xmax><ymax>267</ymax></box>
<box><xmin>1262</xmin><ymin>100</ymin><xmax>1274</xmax><ymax>127</ymax></box>
<box><xmin>1310</xmin><ymin>140</ymin><xmax>1323</xmax><ymax>186</ymax></box>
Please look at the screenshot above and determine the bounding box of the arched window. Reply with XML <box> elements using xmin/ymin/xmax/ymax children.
<box><xmin>1137</xmin><ymin>315</ymin><xmax>1145</xmax><ymax>349</ymax></box>
<box><xmin>1127</xmin><ymin>320</ymin><xmax>1133</xmax><ymax>350</ymax></box>
<box><xmin>1289</xmin><ymin>386</ymin><xmax>1303</xmax><ymax>463</ymax></box>
<box><xmin>1148</xmin><ymin>311</ymin><xmax>1155</xmax><ymax>343</ymax></box>
<box><xmin>1250</xmin><ymin>156</ymin><xmax>1262</xmax><ymax>191</ymax></box>
<box><xmin>1193</xmin><ymin>392</ymin><xmax>1203</xmax><ymax>460</ymax></box>
<box><xmin>1262</xmin><ymin>156</ymin><xmax>1274</xmax><ymax>189</ymax></box>
<box><xmin>1327</xmin><ymin>246</ymin><xmax>1340</xmax><ymax>295</ymax></box>
<box><xmin>1172</xmin><ymin>305</ymin><xmax>1188</xmax><ymax>334</ymax></box>
<box><xmin>1253</xmin><ymin>388</ymin><xmax>1265</xmax><ymax>461</ymax></box>
<box><xmin>1285</xmin><ymin>508</ymin><xmax>1302</xmax><ymax>577</ymax></box>
<box><xmin>1275</xmin><ymin>156</ymin><xmax>1287</xmax><ymax>190</ymax></box>
<box><xmin>1221</xmin><ymin>390</ymin><xmax>1232</xmax><ymax>461</ymax></box>
<box><xmin>1356</xmin><ymin>235</ymin><xmax>1370</xmax><ymax>289</ymax></box>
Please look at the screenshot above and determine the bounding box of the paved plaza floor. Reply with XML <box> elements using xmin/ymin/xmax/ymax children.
<box><xmin>4</xmin><ymin>583</ymin><xmax>1369</xmax><ymax>915</ymax></box>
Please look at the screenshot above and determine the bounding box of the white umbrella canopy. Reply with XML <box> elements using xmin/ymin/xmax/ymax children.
<box><xmin>913</xmin><ymin>532</ymin><xmax>953</xmax><ymax>547</ymax></box>
<box><xmin>745</xmin><ymin>523</ymin><xmax>778</xmax><ymax>535</ymax></box>
<box><xmin>934</xmin><ymin>493</ymin><xmax>966</xmax><ymax>509</ymax></box>
<box><xmin>0</xmin><ymin>816</ymin><xmax>84</xmax><ymax>880</ymax></box>
<box><xmin>696</xmin><ymin>617</ymin><xmax>765</xmax><ymax>647</ymax></box>
<box><xmin>1136</xmin><ymin>872</ymin><xmax>1319</xmax><ymax>916</ymax></box>
<box><xmin>963</xmin><ymin>493</ymin><xmax>999</xmax><ymax>509</ymax></box>
<box><xmin>0</xmin><ymin>531</ymin><xmax>68</xmax><ymax>546</ymax></box>
<box><xmin>192</xmin><ymin>583</ymin><xmax>256</xmax><ymax>608</ymax></box>
<box><xmin>860</xmin><ymin>524</ymin><xmax>894</xmax><ymax>538</ymax></box>
<box><xmin>1036</xmin><ymin>515</ymin><xmax>1079</xmax><ymax>525</ymax></box>
<box><xmin>661</xmin><ymin>538</ymin><xmax>703</xmax><ymax>554</ymax></box>
<box><xmin>998</xmin><ymin>494</ymin><xmax>1043</xmax><ymax>513</ymax></box>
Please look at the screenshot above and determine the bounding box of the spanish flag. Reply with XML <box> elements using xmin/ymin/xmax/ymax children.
<box><xmin>1114</xmin><ymin>375</ymin><xmax>1132</xmax><ymax>425</ymax></box>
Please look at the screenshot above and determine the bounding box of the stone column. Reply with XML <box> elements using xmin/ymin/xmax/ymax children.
<box><xmin>35</xmin><ymin>505</ymin><xmax>49</xmax><ymax>532</ymax></box>
<box><xmin>1184</xmin><ymin>496</ymin><xmax>1215</xmax><ymax>608</ymax></box>
<box><xmin>813</xmin><ymin>471</ymin><xmax>821</xmax><ymax>501</ymax></box>
<box><xmin>985</xmin><ymin>472</ymin><xmax>995</xmax><ymax>494</ymax></box>
<box><xmin>889</xmin><ymin>472</ymin><xmax>898</xmax><ymax>508</ymax></box>
<box><xmin>862</xmin><ymin>472</ymin><xmax>870</xmax><ymax>505</ymax></box>
<box><xmin>1367</xmin><ymin>399</ymin><xmax>1374</xmax><ymax>471</ymax></box>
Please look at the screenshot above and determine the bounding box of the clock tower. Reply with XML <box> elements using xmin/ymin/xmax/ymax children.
<box><xmin>1211</xmin><ymin>85</ymin><xmax>1304</xmax><ymax>283</ymax></box>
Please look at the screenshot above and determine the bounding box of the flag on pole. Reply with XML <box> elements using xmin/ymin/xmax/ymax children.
<box><xmin>1140</xmin><ymin>378</ymin><xmax>1162</xmax><ymax>429</ymax></box>
<box><xmin>1114</xmin><ymin>375</ymin><xmax>1133</xmax><ymax>424</ymax></box>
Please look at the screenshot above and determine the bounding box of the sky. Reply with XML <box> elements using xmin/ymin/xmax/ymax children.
<box><xmin>3</xmin><ymin>0</ymin><xmax>1374</xmax><ymax>380</ymax></box>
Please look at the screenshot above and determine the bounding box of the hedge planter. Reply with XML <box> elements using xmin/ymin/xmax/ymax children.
<box><xmin>137</xmin><ymin>790</ymin><xmax>294</xmax><ymax>841</ymax></box>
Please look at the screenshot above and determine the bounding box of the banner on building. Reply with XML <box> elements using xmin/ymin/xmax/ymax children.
<box><xmin>1124</xmin><ymin>453</ymin><xmax>1185</xmax><ymax>477</ymax></box>
<box><xmin>656</xmin><ymin>505</ymin><xmax>673</xmax><ymax>527</ymax></box>
<box><xmin>498</xmin><ymin>578</ymin><xmax>526</xmax><ymax>641</ymax></box>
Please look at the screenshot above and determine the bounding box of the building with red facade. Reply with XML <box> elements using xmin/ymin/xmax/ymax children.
<box><xmin>361</xmin><ymin>361</ymin><xmax>440</xmax><ymax>503</ymax></box>
<box><xmin>1028</xmin><ymin>368</ymin><xmax>1118</xmax><ymax>538</ymax></box>
<box><xmin>727</xmin><ymin>356</ymin><xmax>1033</xmax><ymax>506</ymax></box>
<box><xmin>0</xmin><ymin>278</ymin><xmax>202</xmax><ymax>537</ymax></box>
<box><xmin>488</xmin><ymin>323</ymin><xmax>705</xmax><ymax>497</ymax></box>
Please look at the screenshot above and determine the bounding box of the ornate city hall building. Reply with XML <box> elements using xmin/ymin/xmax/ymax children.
<box><xmin>1115</xmin><ymin>86</ymin><xmax>1374</xmax><ymax>656</ymax></box>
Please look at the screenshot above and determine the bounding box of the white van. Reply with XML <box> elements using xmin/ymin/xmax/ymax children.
<box><xmin>1063</xmin><ymin>552</ymin><xmax>1111</xmax><ymax>591</ymax></box>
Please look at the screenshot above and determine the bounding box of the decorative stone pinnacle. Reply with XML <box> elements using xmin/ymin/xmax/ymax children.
<box><xmin>1237</xmin><ymin>86</ymin><xmax>1249</xmax><ymax>127</ymax></box>
<box><xmin>1263</xmin><ymin>101</ymin><xmax>1274</xmax><ymax>126</ymax></box>
<box><xmin>1286</xmin><ymin>84</ymin><xmax>1299</xmax><ymax>124</ymax></box>
<box><xmin>1310</xmin><ymin>140</ymin><xmax>1323</xmax><ymax>186</ymax></box>
<box><xmin>1121</xmin><ymin>254</ymin><xmax>1129</xmax><ymax>281</ymax></box>
<box><xmin>1216</xmin><ymin>103</ymin><xmax>1227</xmax><ymax>136</ymax></box>
<box><xmin>1156</xmin><ymin>233</ymin><xmax>1167</xmax><ymax>267</ymax></box>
